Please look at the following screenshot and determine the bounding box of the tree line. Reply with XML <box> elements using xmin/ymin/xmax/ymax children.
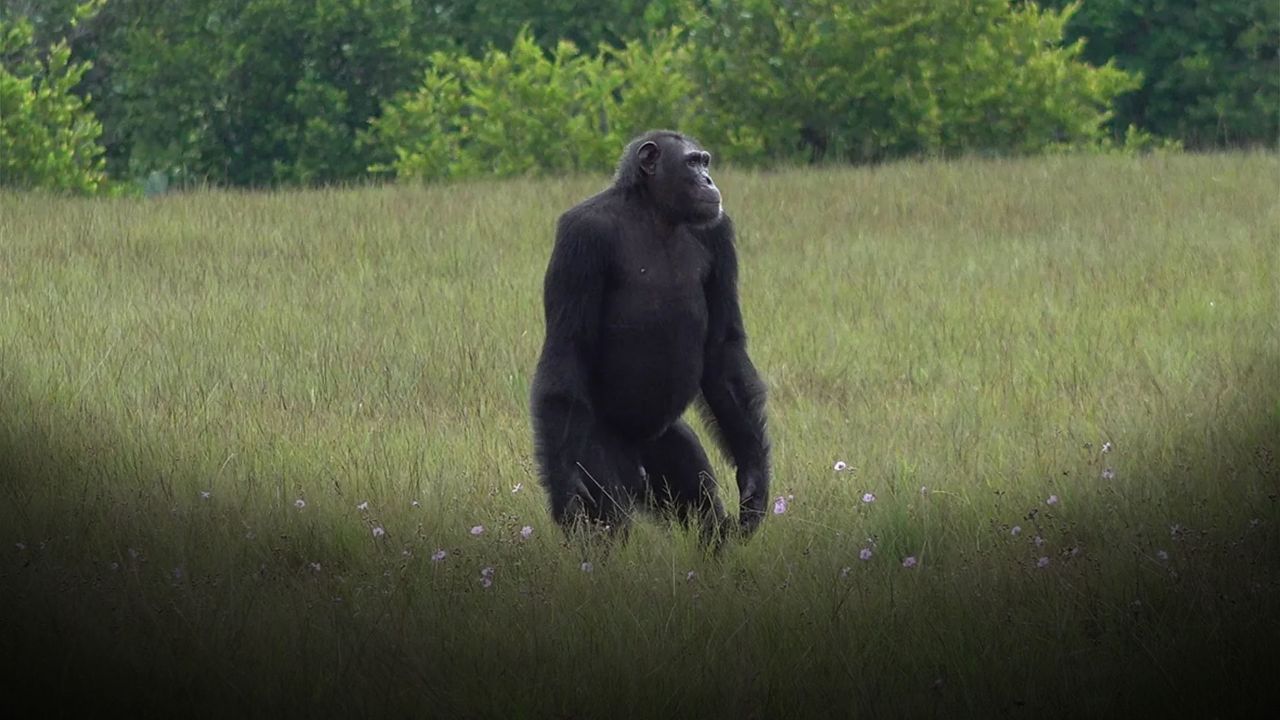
<box><xmin>1</xmin><ymin>0</ymin><xmax>1275</xmax><ymax>193</ymax></box>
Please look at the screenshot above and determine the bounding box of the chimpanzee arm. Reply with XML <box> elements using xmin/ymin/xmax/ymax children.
<box><xmin>698</xmin><ymin>216</ymin><xmax>772</xmax><ymax>535</ymax></box>
<box><xmin>530</xmin><ymin>211</ymin><xmax>614</xmax><ymax>524</ymax></box>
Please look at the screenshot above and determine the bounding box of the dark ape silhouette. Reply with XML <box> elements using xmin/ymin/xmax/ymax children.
<box><xmin>530</xmin><ymin>130</ymin><xmax>771</xmax><ymax>542</ymax></box>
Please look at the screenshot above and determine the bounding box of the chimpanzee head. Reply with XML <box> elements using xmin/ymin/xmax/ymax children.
<box><xmin>616</xmin><ymin>131</ymin><xmax>723</xmax><ymax>225</ymax></box>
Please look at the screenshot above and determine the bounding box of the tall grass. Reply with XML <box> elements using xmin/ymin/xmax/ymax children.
<box><xmin>1</xmin><ymin>152</ymin><xmax>1277</xmax><ymax>718</ymax></box>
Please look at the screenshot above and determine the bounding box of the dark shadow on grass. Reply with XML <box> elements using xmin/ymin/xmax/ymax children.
<box><xmin>1</xmin><ymin>364</ymin><xmax>1278</xmax><ymax>719</ymax></box>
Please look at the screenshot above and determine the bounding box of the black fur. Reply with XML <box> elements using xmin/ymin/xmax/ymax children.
<box><xmin>530</xmin><ymin>131</ymin><xmax>771</xmax><ymax>543</ymax></box>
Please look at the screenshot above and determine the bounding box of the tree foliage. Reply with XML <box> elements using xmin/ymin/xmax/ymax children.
<box><xmin>0</xmin><ymin>0</ymin><xmax>1272</xmax><ymax>189</ymax></box>
<box><xmin>370</xmin><ymin>29</ymin><xmax>695</xmax><ymax>181</ymax></box>
<box><xmin>681</xmin><ymin>0</ymin><xmax>1140</xmax><ymax>164</ymax></box>
<box><xmin>1038</xmin><ymin>0</ymin><xmax>1279</xmax><ymax>148</ymax></box>
<box><xmin>60</xmin><ymin>0</ymin><xmax>432</xmax><ymax>187</ymax></box>
<box><xmin>423</xmin><ymin>1</ymin><xmax>683</xmax><ymax>56</ymax></box>
<box><xmin>0</xmin><ymin>0</ymin><xmax>106</xmax><ymax>192</ymax></box>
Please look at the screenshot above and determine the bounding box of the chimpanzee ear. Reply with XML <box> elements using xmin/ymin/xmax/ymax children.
<box><xmin>637</xmin><ymin>141</ymin><xmax>660</xmax><ymax>176</ymax></box>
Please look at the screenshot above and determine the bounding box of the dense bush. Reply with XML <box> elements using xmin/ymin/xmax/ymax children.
<box><xmin>1</xmin><ymin>0</ymin><xmax>1271</xmax><ymax>188</ymax></box>
<box><xmin>0</xmin><ymin>1</ymin><xmax>106</xmax><ymax>193</ymax></box>
<box><xmin>425</xmin><ymin>0</ymin><xmax>682</xmax><ymax>57</ymax></box>
<box><xmin>369</xmin><ymin>29</ymin><xmax>695</xmax><ymax>181</ymax></box>
<box><xmin>63</xmin><ymin>0</ymin><xmax>431</xmax><ymax>187</ymax></box>
<box><xmin>680</xmin><ymin>0</ymin><xmax>1140</xmax><ymax>164</ymax></box>
<box><xmin>1040</xmin><ymin>0</ymin><xmax>1279</xmax><ymax>148</ymax></box>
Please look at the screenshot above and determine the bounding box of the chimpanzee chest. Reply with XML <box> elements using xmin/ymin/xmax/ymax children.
<box><xmin>593</xmin><ymin>232</ymin><xmax>712</xmax><ymax>437</ymax></box>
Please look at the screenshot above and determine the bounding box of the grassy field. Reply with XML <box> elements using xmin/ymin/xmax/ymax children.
<box><xmin>1</xmin><ymin>152</ymin><xmax>1277</xmax><ymax>718</ymax></box>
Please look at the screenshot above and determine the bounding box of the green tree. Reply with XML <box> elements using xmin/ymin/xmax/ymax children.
<box><xmin>1038</xmin><ymin>0</ymin><xmax>1278</xmax><ymax>148</ymax></box>
<box><xmin>680</xmin><ymin>0</ymin><xmax>1139</xmax><ymax>164</ymax></box>
<box><xmin>421</xmin><ymin>1</ymin><xmax>681</xmax><ymax>56</ymax></box>
<box><xmin>0</xmin><ymin>0</ymin><xmax>106</xmax><ymax>192</ymax></box>
<box><xmin>0</xmin><ymin>0</ymin><xmax>88</xmax><ymax>43</ymax></box>
<box><xmin>66</xmin><ymin>0</ymin><xmax>432</xmax><ymax>187</ymax></box>
<box><xmin>370</xmin><ymin>29</ymin><xmax>695</xmax><ymax>181</ymax></box>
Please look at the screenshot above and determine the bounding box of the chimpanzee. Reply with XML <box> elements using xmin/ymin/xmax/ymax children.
<box><xmin>529</xmin><ymin>130</ymin><xmax>772</xmax><ymax>543</ymax></box>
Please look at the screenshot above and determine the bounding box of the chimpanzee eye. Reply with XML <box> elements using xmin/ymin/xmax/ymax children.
<box><xmin>686</xmin><ymin>152</ymin><xmax>711</xmax><ymax>169</ymax></box>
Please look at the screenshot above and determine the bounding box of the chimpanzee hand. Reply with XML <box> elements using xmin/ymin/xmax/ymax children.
<box><xmin>736</xmin><ymin>466</ymin><xmax>769</xmax><ymax>537</ymax></box>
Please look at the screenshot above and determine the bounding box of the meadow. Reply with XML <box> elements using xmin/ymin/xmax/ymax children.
<box><xmin>1</xmin><ymin>152</ymin><xmax>1277</xmax><ymax>718</ymax></box>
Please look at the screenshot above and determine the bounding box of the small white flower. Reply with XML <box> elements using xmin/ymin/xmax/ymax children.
<box><xmin>1034</xmin><ymin>535</ymin><xmax>1045</xmax><ymax>547</ymax></box>
<box><xmin>920</xmin><ymin>486</ymin><xmax>929</xmax><ymax>496</ymax></box>
<box><xmin>470</xmin><ymin>525</ymin><xmax>485</xmax><ymax>536</ymax></box>
<box><xmin>480</xmin><ymin>577</ymin><xmax>493</xmax><ymax>588</ymax></box>
<box><xmin>1249</xmin><ymin>518</ymin><xmax>1260</xmax><ymax>528</ymax></box>
<box><xmin>520</xmin><ymin>525</ymin><xmax>534</xmax><ymax>540</ymax></box>
<box><xmin>128</xmin><ymin>548</ymin><xmax>140</xmax><ymax>559</ymax></box>
<box><xmin>840</xmin><ymin>566</ymin><xmax>851</xmax><ymax>577</ymax></box>
<box><xmin>411</xmin><ymin>500</ymin><xmax>420</xmax><ymax>508</ymax></box>
<box><xmin>512</xmin><ymin>483</ymin><xmax>524</xmax><ymax>493</ymax></box>
<box><xmin>859</xmin><ymin>547</ymin><xmax>873</xmax><ymax>561</ymax></box>
<box><xmin>480</xmin><ymin>566</ymin><xmax>494</xmax><ymax>578</ymax></box>
<box><xmin>431</xmin><ymin>549</ymin><xmax>447</xmax><ymax>562</ymax></box>
<box><xmin>1156</xmin><ymin>550</ymin><xmax>1169</xmax><ymax>562</ymax></box>
<box><xmin>372</xmin><ymin>526</ymin><xmax>386</xmax><ymax>538</ymax></box>
<box><xmin>294</xmin><ymin>498</ymin><xmax>307</xmax><ymax>510</ymax></box>
<box><xmin>109</xmin><ymin>562</ymin><xmax>119</xmax><ymax>571</ymax></box>
<box><xmin>1011</xmin><ymin>526</ymin><xmax>1022</xmax><ymax>537</ymax></box>
<box><xmin>1101</xmin><ymin>442</ymin><xmax>1113</xmax><ymax>454</ymax></box>
<box><xmin>357</xmin><ymin>501</ymin><xmax>369</xmax><ymax>511</ymax></box>
<box><xmin>1036</xmin><ymin>557</ymin><xmax>1050</xmax><ymax>568</ymax></box>
<box><xmin>309</xmin><ymin>562</ymin><xmax>322</xmax><ymax>572</ymax></box>
<box><xmin>861</xmin><ymin>492</ymin><xmax>876</xmax><ymax>504</ymax></box>
<box><xmin>581</xmin><ymin>562</ymin><xmax>593</xmax><ymax>573</ymax></box>
<box><xmin>1046</xmin><ymin>494</ymin><xmax>1060</xmax><ymax>506</ymax></box>
<box><xmin>1101</xmin><ymin>468</ymin><xmax>1115</xmax><ymax>481</ymax></box>
<box><xmin>199</xmin><ymin>491</ymin><xmax>211</xmax><ymax>500</ymax></box>
<box><xmin>686</xmin><ymin>570</ymin><xmax>697</xmax><ymax>582</ymax></box>
<box><xmin>833</xmin><ymin>460</ymin><xmax>848</xmax><ymax>472</ymax></box>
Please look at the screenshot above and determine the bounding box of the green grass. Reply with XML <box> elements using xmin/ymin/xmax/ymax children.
<box><xmin>1</xmin><ymin>152</ymin><xmax>1277</xmax><ymax>718</ymax></box>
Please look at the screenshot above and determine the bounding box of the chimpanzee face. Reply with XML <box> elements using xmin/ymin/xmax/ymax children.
<box><xmin>637</xmin><ymin>136</ymin><xmax>722</xmax><ymax>225</ymax></box>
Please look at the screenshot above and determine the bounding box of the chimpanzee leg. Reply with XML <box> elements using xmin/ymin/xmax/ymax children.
<box><xmin>641</xmin><ymin>421</ymin><xmax>729</xmax><ymax>544</ymax></box>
